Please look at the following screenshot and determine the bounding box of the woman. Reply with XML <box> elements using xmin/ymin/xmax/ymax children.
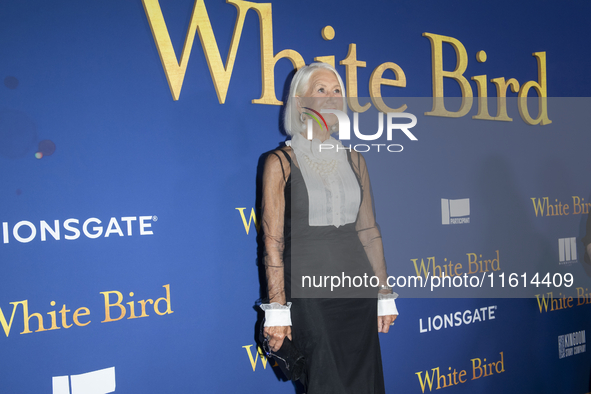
<box><xmin>261</xmin><ymin>62</ymin><xmax>398</xmax><ymax>393</ymax></box>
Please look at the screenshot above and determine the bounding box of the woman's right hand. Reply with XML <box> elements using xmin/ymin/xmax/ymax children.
<box><xmin>264</xmin><ymin>325</ymin><xmax>292</xmax><ymax>352</ymax></box>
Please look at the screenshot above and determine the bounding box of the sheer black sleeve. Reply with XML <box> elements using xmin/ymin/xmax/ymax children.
<box><xmin>350</xmin><ymin>151</ymin><xmax>389</xmax><ymax>287</ymax></box>
<box><xmin>261</xmin><ymin>150</ymin><xmax>291</xmax><ymax>304</ymax></box>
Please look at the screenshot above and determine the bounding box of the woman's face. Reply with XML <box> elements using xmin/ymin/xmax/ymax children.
<box><xmin>298</xmin><ymin>69</ymin><xmax>343</xmax><ymax>128</ymax></box>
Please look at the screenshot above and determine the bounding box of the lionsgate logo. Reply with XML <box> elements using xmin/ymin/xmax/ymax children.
<box><xmin>441</xmin><ymin>198</ymin><xmax>470</xmax><ymax>225</ymax></box>
<box><xmin>1</xmin><ymin>215</ymin><xmax>157</xmax><ymax>244</ymax></box>
<box><xmin>558</xmin><ymin>237</ymin><xmax>577</xmax><ymax>265</ymax></box>
<box><xmin>419</xmin><ymin>305</ymin><xmax>496</xmax><ymax>334</ymax></box>
<box><xmin>305</xmin><ymin>108</ymin><xmax>417</xmax><ymax>153</ymax></box>
<box><xmin>558</xmin><ymin>330</ymin><xmax>586</xmax><ymax>359</ymax></box>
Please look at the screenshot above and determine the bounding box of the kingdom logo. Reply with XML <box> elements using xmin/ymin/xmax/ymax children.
<box><xmin>558</xmin><ymin>330</ymin><xmax>586</xmax><ymax>359</ymax></box>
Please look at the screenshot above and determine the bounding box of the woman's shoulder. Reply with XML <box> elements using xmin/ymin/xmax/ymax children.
<box><xmin>266</xmin><ymin>146</ymin><xmax>292</xmax><ymax>164</ymax></box>
<box><xmin>271</xmin><ymin>145</ymin><xmax>292</xmax><ymax>155</ymax></box>
<box><xmin>264</xmin><ymin>146</ymin><xmax>292</xmax><ymax>179</ymax></box>
<box><xmin>349</xmin><ymin>149</ymin><xmax>362</xmax><ymax>160</ymax></box>
<box><xmin>348</xmin><ymin>149</ymin><xmax>367</xmax><ymax>168</ymax></box>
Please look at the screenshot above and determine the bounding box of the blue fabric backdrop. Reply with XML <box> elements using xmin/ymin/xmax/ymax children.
<box><xmin>1</xmin><ymin>1</ymin><xmax>590</xmax><ymax>393</ymax></box>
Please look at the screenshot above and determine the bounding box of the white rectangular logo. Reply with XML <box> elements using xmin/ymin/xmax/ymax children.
<box><xmin>441</xmin><ymin>198</ymin><xmax>470</xmax><ymax>225</ymax></box>
<box><xmin>558</xmin><ymin>237</ymin><xmax>577</xmax><ymax>264</ymax></box>
<box><xmin>53</xmin><ymin>367</ymin><xmax>116</xmax><ymax>394</ymax></box>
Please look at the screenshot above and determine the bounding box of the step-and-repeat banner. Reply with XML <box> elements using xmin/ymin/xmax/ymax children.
<box><xmin>1</xmin><ymin>0</ymin><xmax>590</xmax><ymax>393</ymax></box>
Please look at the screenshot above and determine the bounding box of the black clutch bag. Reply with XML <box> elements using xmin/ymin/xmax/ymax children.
<box><xmin>258</xmin><ymin>322</ymin><xmax>306</xmax><ymax>383</ymax></box>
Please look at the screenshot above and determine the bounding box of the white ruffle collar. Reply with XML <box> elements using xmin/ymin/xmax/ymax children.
<box><xmin>286</xmin><ymin>133</ymin><xmax>346</xmax><ymax>162</ymax></box>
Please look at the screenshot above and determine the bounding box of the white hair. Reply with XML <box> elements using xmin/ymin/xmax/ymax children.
<box><xmin>283</xmin><ymin>62</ymin><xmax>347</xmax><ymax>136</ymax></box>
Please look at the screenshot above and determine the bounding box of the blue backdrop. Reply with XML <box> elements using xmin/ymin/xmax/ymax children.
<box><xmin>1</xmin><ymin>0</ymin><xmax>590</xmax><ymax>393</ymax></box>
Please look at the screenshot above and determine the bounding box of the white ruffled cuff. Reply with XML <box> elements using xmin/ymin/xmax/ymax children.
<box><xmin>377</xmin><ymin>292</ymin><xmax>399</xmax><ymax>316</ymax></box>
<box><xmin>260</xmin><ymin>302</ymin><xmax>292</xmax><ymax>327</ymax></box>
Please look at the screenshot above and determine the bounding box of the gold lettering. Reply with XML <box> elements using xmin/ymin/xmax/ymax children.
<box><xmin>340</xmin><ymin>44</ymin><xmax>371</xmax><ymax>112</ymax></box>
<box><xmin>101</xmin><ymin>291</ymin><xmax>126</xmax><ymax>322</ymax></box>
<box><xmin>138</xmin><ymin>299</ymin><xmax>154</xmax><ymax>317</ymax></box>
<box><xmin>236</xmin><ymin>207</ymin><xmax>259</xmax><ymax>235</ymax></box>
<box><xmin>491</xmin><ymin>250</ymin><xmax>500</xmax><ymax>271</ymax></box>
<box><xmin>490</xmin><ymin>77</ymin><xmax>519</xmax><ymax>121</ymax></box>
<box><xmin>0</xmin><ymin>301</ymin><xmax>25</xmax><ymax>337</ymax></box>
<box><xmin>436</xmin><ymin>367</ymin><xmax>449</xmax><ymax>389</ymax></box>
<box><xmin>73</xmin><ymin>307</ymin><xmax>91</xmax><ymax>327</ymax></box>
<box><xmin>59</xmin><ymin>304</ymin><xmax>72</xmax><ymax>329</ymax></box>
<box><xmin>369</xmin><ymin>62</ymin><xmax>407</xmax><ymax>112</ymax></box>
<box><xmin>251</xmin><ymin>3</ymin><xmax>305</xmax><ymax>105</ymax></box>
<box><xmin>472</xmin><ymin>50</ymin><xmax>493</xmax><ymax>121</ymax></box>
<box><xmin>495</xmin><ymin>352</ymin><xmax>505</xmax><ymax>373</ymax></box>
<box><xmin>471</xmin><ymin>75</ymin><xmax>494</xmax><ymax>120</ymax></box>
<box><xmin>530</xmin><ymin>197</ymin><xmax>547</xmax><ymax>217</ymax></box>
<box><xmin>141</xmin><ymin>0</ymin><xmax>269</xmax><ymax>103</ymax></box>
<box><xmin>467</xmin><ymin>253</ymin><xmax>479</xmax><ymax>274</ymax></box>
<box><xmin>412</xmin><ymin>257</ymin><xmax>433</xmax><ymax>278</ymax></box>
<box><xmin>471</xmin><ymin>357</ymin><xmax>483</xmax><ymax>380</ymax></box>
<box><xmin>243</xmin><ymin>344</ymin><xmax>270</xmax><ymax>371</ymax></box>
<box><xmin>154</xmin><ymin>284</ymin><xmax>174</xmax><ymax>316</ymax></box>
<box><xmin>47</xmin><ymin>302</ymin><xmax>60</xmax><ymax>330</ymax></box>
<box><xmin>423</xmin><ymin>32</ymin><xmax>473</xmax><ymax>118</ymax></box>
<box><xmin>577</xmin><ymin>287</ymin><xmax>585</xmax><ymax>306</ymax></box>
<box><xmin>415</xmin><ymin>368</ymin><xmax>437</xmax><ymax>393</ymax></box>
<box><xmin>458</xmin><ymin>369</ymin><xmax>467</xmax><ymax>383</ymax></box>
<box><xmin>127</xmin><ymin>292</ymin><xmax>139</xmax><ymax>319</ymax></box>
<box><xmin>535</xmin><ymin>292</ymin><xmax>551</xmax><ymax>313</ymax></box>
<box><xmin>21</xmin><ymin>301</ymin><xmax>48</xmax><ymax>334</ymax></box>
<box><xmin>573</xmin><ymin>196</ymin><xmax>581</xmax><ymax>215</ymax></box>
<box><xmin>518</xmin><ymin>52</ymin><xmax>551</xmax><ymax>125</ymax></box>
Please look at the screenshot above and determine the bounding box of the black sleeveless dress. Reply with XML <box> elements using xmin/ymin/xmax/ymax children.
<box><xmin>276</xmin><ymin>149</ymin><xmax>386</xmax><ymax>394</ymax></box>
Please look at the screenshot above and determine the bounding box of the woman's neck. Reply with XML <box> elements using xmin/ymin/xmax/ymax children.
<box><xmin>300</xmin><ymin>130</ymin><xmax>331</xmax><ymax>142</ymax></box>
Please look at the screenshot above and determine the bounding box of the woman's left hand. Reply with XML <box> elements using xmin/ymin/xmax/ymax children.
<box><xmin>378</xmin><ymin>314</ymin><xmax>397</xmax><ymax>333</ymax></box>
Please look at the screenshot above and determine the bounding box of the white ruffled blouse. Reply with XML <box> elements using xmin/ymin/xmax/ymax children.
<box><xmin>286</xmin><ymin>133</ymin><xmax>361</xmax><ymax>228</ymax></box>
